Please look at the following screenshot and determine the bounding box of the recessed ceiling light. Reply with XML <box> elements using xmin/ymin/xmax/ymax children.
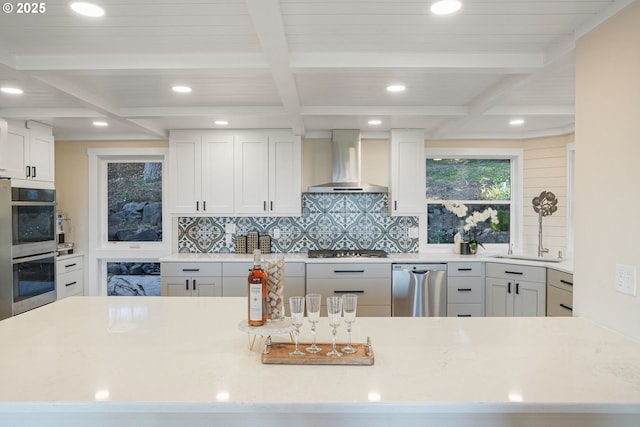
<box><xmin>1</xmin><ymin>86</ymin><xmax>24</xmax><ymax>95</ymax></box>
<box><xmin>430</xmin><ymin>0</ymin><xmax>462</xmax><ymax>15</ymax></box>
<box><xmin>92</xmin><ymin>121</ymin><xmax>108</xmax><ymax>127</ymax></box>
<box><xmin>70</xmin><ymin>2</ymin><xmax>105</xmax><ymax>17</ymax></box>
<box><xmin>386</xmin><ymin>84</ymin><xmax>406</xmax><ymax>93</ymax></box>
<box><xmin>214</xmin><ymin>120</ymin><xmax>229</xmax><ymax>126</ymax></box>
<box><xmin>368</xmin><ymin>119</ymin><xmax>382</xmax><ymax>125</ymax></box>
<box><xmin>172</xmin><ymin>85</ymin><xmax>192</xmax><ymax>94</ymax></box>
<box><xmin>509</xmin><ymin>119</ymin><xmax>525</xmax><ymax>126</ymax></box>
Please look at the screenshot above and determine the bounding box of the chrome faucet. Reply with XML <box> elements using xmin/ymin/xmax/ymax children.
<box><xmin>533</xmin><ymin>191</ymin><xmax>557</xmax><ymax>258</ymax></box>
<box><xmin>537</xmin><ymin>209</ymin><xmax>549</xmax><ymax>257</ymax></box>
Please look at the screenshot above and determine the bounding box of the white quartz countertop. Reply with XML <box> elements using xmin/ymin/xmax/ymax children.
<box><xmin>160</xmin><ymin>251</ymin><xmax>574</xmax><ymax>273</ymax></box>
<box><xmin>0</xmin><ymin>297</ymin><xmax>637</xmax><ymax>426</ymax></box>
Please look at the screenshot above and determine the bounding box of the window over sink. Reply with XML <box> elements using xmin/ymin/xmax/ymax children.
<box><xmin>424</xmin><ymin>148</ymin><xmax>522</xmax><ymax>251</ymax></box>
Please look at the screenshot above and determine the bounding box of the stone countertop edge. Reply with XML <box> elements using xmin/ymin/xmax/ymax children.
<box><xmin>159</xmin><ymin>252</ymin><xmax>574</xmax><ymax>274</ymax></box>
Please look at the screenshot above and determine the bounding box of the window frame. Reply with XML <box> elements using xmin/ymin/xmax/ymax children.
<box><xmin>88</xmin><ymin>148</ymin><xmax>171</xmax><ymax>296</ymax></box>
<box><xmin>420</xmin><ymin>147</ymin><xmax>523</xmax><ymax>253</ymax></box>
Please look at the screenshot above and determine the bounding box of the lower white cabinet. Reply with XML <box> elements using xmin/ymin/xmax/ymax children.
<box><xmin>220</xmin><ymin>262</ymin><xmax>253</xmax><ymax>297</ymax></box>
<box><xmin>547</xmin><ymin>269</ymin><xmax>573</xmax><ymax>317</ymax></box>
<box><xmin>306</xmin><ymin>263</ymin><xmax>391</xmax><ymax>317</ymax></box>
<box><xmin>485</xmin><ymin>263</ymin><xmax>546</xmax><ymax>317</ymax></box>
<box><xmin>447</xmin><ymin>262</ymin><xmax>484</xmax><ymax>317</ymax></box>
<box><xmin>221</xmin><ymin>261</ymin><xmax>305</xmax><ymax>301</ymax></box>
<box><xmin>161</xmin><ymin>262</ymin><xmax>222</xmax><ymax>296</ymax></box>
<box><xmin>56</xmin><ymin>254</ymin><xmax>84</xmax><ymax>299</ymax></box>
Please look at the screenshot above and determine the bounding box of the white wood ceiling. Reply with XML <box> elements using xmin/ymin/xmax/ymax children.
<box><xmin>0</xmin><ymin>0</ymin><xmax>636</xmax><ymax>140</ymax></box>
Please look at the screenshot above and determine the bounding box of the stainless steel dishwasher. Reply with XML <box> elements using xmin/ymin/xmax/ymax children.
<box><xmin>392</xmin><ymin>263</ymin><xmax>447</xmax><ymax>317</ymax></box>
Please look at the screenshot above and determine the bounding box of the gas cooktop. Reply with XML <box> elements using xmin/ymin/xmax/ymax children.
<box><xmin>306</xmin><ymin>249</ymin><xmax>388</xmax><ymax>259</ymax></box>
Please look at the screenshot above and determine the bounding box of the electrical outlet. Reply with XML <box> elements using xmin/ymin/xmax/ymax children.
<box><xmin>615</xmin><ymin>264</ymin><xmax>637</xmax><ymax>297</ymax></box>
<box><xmin>225</xmin><ymin>223</ymin><xmax>236</xmax><ymax>234</ymax></box>
<box><xmin>272</xmin><ymin>228</ymin><xmax>281</xmax><ymax>239</ymax></box>
<box><xmin>408</xmin><ymin>227</ymin><xmax>419</xmax><ymax>238</ymax></box>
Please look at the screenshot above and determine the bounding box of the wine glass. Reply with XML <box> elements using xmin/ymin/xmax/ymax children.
<box><xmin>305</xmin><ymin>293</ymin><xmax>322</xmax><ymax>353</ymax></box>
<box><xmin>341</xmin><ymin>294</ymin><xmax>358</xmax><ymax>354</ymax></box>
<box><xmin>289</xmin><ymin>296</ymin><xmax>305</xmax><ymax>356</ymax></box>
<box><xmin>326</xmin><ymin>296</ymin><xmax>342</xmax><ymax>357</ymax></box>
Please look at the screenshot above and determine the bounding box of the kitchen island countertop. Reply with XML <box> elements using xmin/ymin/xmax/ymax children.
<box><xmin>0</xmin><ymin>296</ymin><xmax>637</xmax><ymax>426</ymax></box>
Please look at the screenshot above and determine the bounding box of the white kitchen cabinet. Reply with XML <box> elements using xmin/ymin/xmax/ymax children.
<box><xmin>447</xmin><ymin>262</ymin><xmax>484</xmax><ymax>317</ymax></box>
<box><xmin>0</xmin><ymin>119</ymin><xmax>8</xmax><ymax>174</ymax></box>
<box><xmin>485</xmin><ymin>263</ymin><xmax>546</xmax><ymax>317</ymax></box>
<box><xmin>170</xmin><ymin>129</ymin><xmax>301</xmax><ymax>216</ymax></box>
<box><xmin>234</xmin><ymin>130</ymin><xmax>301</xmax><ymax>216</ymax></box>
<box><xmin>160</xmin><ymin>262</ymin><xmax>222</xmax><ymax>297</ymax></box>
<box><xmin>306</xmin><ymin>263</ymin><xmax>391</xmax><ymax>317</ymax></box>
<box><xmin>546</xmin><ymin>269</ymin><xmax>573</xmax><ymax>317</ymax></box>
<box><xmin>220</xmin><ymin>261</ymin><xmax>253</xmax><ymax>297</ymax></box>
<box><xmin>388</xmin><ymin>129</ymin><xmax>425</xmax><ymax>216</ymax></box>
<box><xmin>56</xmin><ymin>254</ymin><xmax>84</xmax><ymax>299</ymax></box>
<box><xmin>169</xmin><ymin>130</ymin><xmax>234</xmax><ymax>214</ymax></box>
<box><xmin>4</xmin><ymin>120</ymin><xmax>55</xmax><ymax>187</ymax></box>
<box><xmin>221</xmin><ymin>261</ymin><xmax>305</xmax><ymax>300</ymax></box>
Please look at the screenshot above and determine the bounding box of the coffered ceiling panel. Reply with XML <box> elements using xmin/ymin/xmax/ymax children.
<box><xmin>0</xmin><ymin>0</ymin><xmax>636</xmax><ymax>140</ymax></box>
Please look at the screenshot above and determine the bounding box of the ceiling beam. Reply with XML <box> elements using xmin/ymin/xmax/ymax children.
<box><xmin>301</xmin><ymin>106</ymin><xmax>468</xmax><ymax>116</ymax></box>
<box><xmin>14</xmin><ymin>53</ymin><xmax>268</xmax><ymax>71</ymax></box>
<box><xmin>120</xmin><ymin>106</ymin><xmax>286</xmax><ymax>118</ymax></box>
<box><xmin>31</xmin><ymin>74</ymin><xmax>167</xmax><ymax>138</ymax></box>
<box><xmin>0</xmin><ymin>107</ymin><xmax>99</xmax><ymax>118</ymax></box>
<box><xmin>245</xmin><ymin>0</ymin><xmax>305</xmax><ymax>136</ymax></box>
<box><xmin>290</xmin><ymin>52</ymin><xmax>544</xmax><ymax>71</ymax></box>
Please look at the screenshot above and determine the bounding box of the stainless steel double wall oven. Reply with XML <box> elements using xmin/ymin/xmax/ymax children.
<box><xmin>0</xmin><ymin>178</ymin><xmax>57</xmax><ymax>320</ymax></box>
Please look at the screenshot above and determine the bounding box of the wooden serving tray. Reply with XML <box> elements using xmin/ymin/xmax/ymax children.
<box><xmin>261</xmin><ymin>342</ymin><xmax>374</xmax><ymax>365</ymax></box>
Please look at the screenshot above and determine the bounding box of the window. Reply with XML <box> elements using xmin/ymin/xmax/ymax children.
<box><xmin>424</xmin><ymin>148</ymin><xmax>522</xmax><ymax>250</ymax></box>
<box><xmin>107</xmin><ymin>262</ymin><xmax>161</xmax><ymax>296</ymax></box>
<box><xmin>107</xmin><ymin>162</ymin><xmax>163</xmax><ymax>242</ymax></box>
<box><xmin>88</xmin><ymin>148</ymin><xmax>170</xmax><ymax>296</ymax></box>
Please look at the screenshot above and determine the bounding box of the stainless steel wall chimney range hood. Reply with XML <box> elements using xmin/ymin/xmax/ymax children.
<box><xmin>306</xmin><ymin>129</ymin><xmax>388</xmax><ymax>193</ymax></box>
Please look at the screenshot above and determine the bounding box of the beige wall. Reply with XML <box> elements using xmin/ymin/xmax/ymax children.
<box><xmin>574</xmin><ymin>1</ymin><xmax>640</xmax><ymax>340</ymax></box>
<box><xmin>302</xmin><ymin>138</ymin><xmax>389</xmax><ymax>189</ymax></box>
<box><xmin>54</xmin><ymin>140</ymin><xmax>168</xmax><ymax>255</ymax></box>
<box><xmin>426</xmin><ymin>135</ymin><xmax>573</xmax><ymax>256</ymax></box>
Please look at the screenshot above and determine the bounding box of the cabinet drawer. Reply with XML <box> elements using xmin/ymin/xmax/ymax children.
<box><xmin>447</xmin><ymin>303</ymin><xmax>483</xmax><ymax>317</ymax></box>
<box><xmin>223</xmin><ymin>261</ymin><xmax>305</xmax><ymax>277</ymax></box>
<box><xmin>447</xmin><ymin>277</ymin><xmax>482</xmax><ymax>304</ymax></box>
<box><xmin>306</xmin><ymin>263</ymin><xmax>391</xmax><ymax>279</ymax></box>
<box><xmin>486</xmin><ymin>262</ymin><xmax>546</xmax><ymax>283</ymax></box>
<box><xmin>284</xmin><ymin>262</ymin><xmax>305</xmax><ymax>277</ymax></box>
<box><xmin>448</xmin><ymin>262</ymin><xmax>482</xmax><ymax>277</ymax></box>
<box><xmin>358</xmin><ymin>305</ymin><xmax>391</xmax><ymax>317</ymax></box>
<box><xmin>547</xmin><ymin>284</ymin><xmax>573</xmax><ymax>317</ymax></box>
<box><xmin>56</xmin><ymin>256</ymin><xmax>83</xmax><ymax>274</ymax></box>
<box><xmin>547</xmin><ymin>268</ymin><xmax>573</xmax><ymax>293</ymax></box>
<box><xmin>306</xmin><ymin>278</ymin><xmax>391</xmax><ymax>306</ymax></box>
<box><xmin>222</xmin><ymin>262</ymin><xmax>253</xmax><ymax>276</ymax></box>
<box><xmin>161</xmin><ymin>262</ymin><xmax>222</xmax><ymax>277</ymax></box>
<box><xmin>58</xmin><ymin>270</ymin><xmax>83</xmax><ymax>298</ymax></box>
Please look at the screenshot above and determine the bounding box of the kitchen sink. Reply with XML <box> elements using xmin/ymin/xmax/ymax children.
<box><xmin>491</xmin><ymin>254</ymin><xmax>565</xmax><ymax>263</ymax></box>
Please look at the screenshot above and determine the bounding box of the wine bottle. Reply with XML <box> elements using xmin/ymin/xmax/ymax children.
<box><xmin>248</xmin><ymin>249</ymin><xmax>268</xmax><ymax>326</ymax></box>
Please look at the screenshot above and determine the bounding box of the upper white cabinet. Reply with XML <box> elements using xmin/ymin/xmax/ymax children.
<box><xmin>389</xmin><ymin>129</ymin><xmax>425</xmax><ymax>216</ymax></box>
<box><xmin>170</xmin><ymin>129</ymin><xmax>301</xmax><ymax>216</ymax></box>
<box><xmin>169</xmin><ymin>130</ymin><xmax>235</xmax><ymax>215</ymax></box>
<box><xmin>234</xmin><ymin>130</ymin><xmax>301</xmax><ymax>216</ymax></box>
<box><xmin>3</xmin><ymin>120</ymin><xmax>55</xmax><ymax>187</ymax></box>
<box><xmin>0</xmin><ymin>119</ymin><xmax>7</xmax><ymax>175</ymax></box>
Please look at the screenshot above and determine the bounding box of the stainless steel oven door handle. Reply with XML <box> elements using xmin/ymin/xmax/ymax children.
<box><xmin>12</xmin><ymin>251</ymin><xmax>57</xmax><ymax>264</ymax></box>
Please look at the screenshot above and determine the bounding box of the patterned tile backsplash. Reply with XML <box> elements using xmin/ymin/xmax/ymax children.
<box><xmin>178</xmin><ymin>193</ymin><xmax>419</xmax><ymax>254</ymax></box>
